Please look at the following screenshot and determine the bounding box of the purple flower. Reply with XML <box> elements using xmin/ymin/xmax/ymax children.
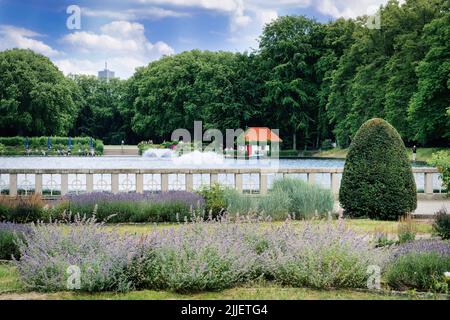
<box><xmin>391</xmin><ymin>239</ymin><xmax>450</xmax><ymax>260</ymax></box>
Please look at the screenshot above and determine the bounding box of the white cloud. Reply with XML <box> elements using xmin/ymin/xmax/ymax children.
<box><xmin>54</xmin><ymin>56</ymin><xmax>148</xmax><ymax>79</ymax></box>
<box><xmin>57</xmin><ymin>20</ymin><xmax>174</xmax><ymax>78</ymax></box>
<box><xmin>315</xmin><ymin>0</ymin><xmax>387</xmax><ymax>18</ymax></box>
<box><xmin>0</xmin><ymin>25</ymin><xmax>61</xmax><ymax>57</ymax></box>
<box><xmin>82</xmin><ymin>7</ymin><xmax>189</xmax><ymax>20</ymax></box>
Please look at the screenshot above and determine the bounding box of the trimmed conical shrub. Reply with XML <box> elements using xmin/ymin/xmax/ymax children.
<box><xmin>339</xmin><ymin>118</ymin><xmax>417</xmax><ymax>220</ymax></box>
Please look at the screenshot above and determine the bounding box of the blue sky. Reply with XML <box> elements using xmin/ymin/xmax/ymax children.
<box><xmin>0</xmin><ymin>0</ymin><xmax>388</xmax><ymax>78</ymax></box>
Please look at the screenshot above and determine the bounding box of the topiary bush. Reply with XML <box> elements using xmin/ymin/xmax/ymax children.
<box><xmin>339</xmin><ymin>118</ymin><xmax>417</xmax><ymax>220</ymax></box>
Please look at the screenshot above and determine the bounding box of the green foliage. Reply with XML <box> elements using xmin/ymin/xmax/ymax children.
<box><xmin>131</xmin><ymin>50</ymin><xmax>261</xmax><ymax>141</ymax></box>
<box><xmin>223</xmin><ymin>177</ymin><xmax>334</xmax><ymax>220</ymax></box>
<box><xmin>340</xmin><ymin>118</ymin><xmax>417</xmax><ymax>220</ymax></box>
<box><xmin>327</xmin><ymin>0</ymin><xmax>448</xmax><ymax>147</ymax></box>
<box><xmin>70</xmin><ymin>75</ymin><xmax>138</xmax><ymax>145</ymax></box>
<box><xmin>385</xmin><ymin>252</ymin><xmax>450</xmax><ymax>293</ymax></box>
<box><xmin>0</xmin><ymin>231</ymin><xmax>19</xmax><ymax>260</ymax></box>
<box><xmin>270</xmin><ymin>177</ymin><xmax>334</xmax><ymax>219</ymax></box>
<box><xmin>1</xmin><ymin>1</ymin><xmax>449</xmax><ymax>149</ymax></box>
<box><xmin>0</xmin><ymin>136</ymin><xmax>103</xmax><ymax>155</ymax></box>
<box><xmin>222</xmin><ymin>189</ymin><xmax>258</xmax><ymax>215</ymax></box>
<box><xmin>408</xmin><ymin>8</ymin><xmax>450</xmax><ymax>145</ymax></box>
<box><xmin>429</xmin><ymin>151</ymin><xmax>450</xmax><ymax>194</ymax></box>
<box><xmin>0</xmin><ymin>49</ymin><xmax>78</xmax><ymax>136</ymax></box>
<box><xmin>198</xmin><ymin>184</ymin><xmax>227</xmax><ymax>218</ymax></box>
<box><xmin>432</xmin><ymin>208</ymin><xmax>450</xmax><ymax>240</ymax></box>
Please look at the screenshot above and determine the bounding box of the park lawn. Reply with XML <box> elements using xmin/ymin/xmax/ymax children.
<box><xmin>0</xmin><ymin>264</ymin><xmax>444</xmax><ymax>300</ymax></box>
<box><xmin>311</xmin><ymin>147</ymin><xmax>448</xmax><ymax>162</ymax></box>
<box><xmin>105</xmin><ymin>219</ymin><xmax>433</xmax><ymax>236</ymax></box>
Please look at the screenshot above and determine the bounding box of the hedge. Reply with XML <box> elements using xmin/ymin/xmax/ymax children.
<box><xmin>0</xmin><ymin>136</ymin><xmax>104</xmax><ymax>155</ymax></box>
<box><xmin>339</xmin><ymin>118</ymin><xmax>417</xmax><ymax>220</ymax></box>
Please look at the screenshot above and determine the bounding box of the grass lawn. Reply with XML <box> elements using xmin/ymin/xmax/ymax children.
<box><xmin>0</xmin><ymin>264</ymin><xmax>445</xmax><ymax>300</ymax></box>
<box><xmin>310</xmin><ymin>147</ymin><xmax>448</xmax><ymax>162</ymax></box>
<box><xmin>105</xmin><ymin>218</ymin><xmax>433</xmax><ymax>236</ymax></box>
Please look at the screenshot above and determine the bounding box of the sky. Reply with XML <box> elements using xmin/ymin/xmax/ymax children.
<box><xmin>0</xmin><ymin>0</ymin><xmax>389</xmax><ymax>79</ymax></box>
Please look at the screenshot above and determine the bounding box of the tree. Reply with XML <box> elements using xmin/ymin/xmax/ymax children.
<box><xmin>327</xmin><ymin>0</ymin><xmax>446</xmax><ymax>147</ymax></box>
<box><xmin>70</xmin><ymin>75</ymin><xmax>134</xmax><ymax>144</ymax></box>
<box><xmin>258</xmin><ymin>16</ymin><xmax>324</xmax><ymax>149</ymax></box>
<box><xmin>131</xmin><ymin>50</ymin><xmax>260</xmax><ymax>141</ymax></box>
<box><xmin>339</xmin><ymin>118</ymin><xmax>417</xmax><ymax>220</ymax></box>
<box><xmin>408</xmin><ymin>7</ymin><xmax>450</xmax><ymax>145</ymax></box>
<box><xmin>0</xmin><ymin>49</ymin><xmax>78</xmax><ymax>136</ymax></box>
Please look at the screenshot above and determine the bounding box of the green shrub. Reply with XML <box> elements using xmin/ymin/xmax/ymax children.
<box><xmin>339</xmin><ymin>118</ymin><xmax>417</xmax><ymax>220</ymax></box>
<box><xmin>0</xmin><ymin>223</ymin><xmax>32</xmax><ymax>260</ymax></box>
<box><xmin>432</xmin><ymin>208</ymin><xmax>450</xmax><ymax>240</ymax></box>
<box><xmin>429</xmin><ymin>151</ymin><xmax>450</xmax><ymax>194</ymax></box>
<box><xmin>258</xmin><ymin>190</ymin><xmax>291</xmax><ymax>220</ymax></box>
<box><xmin>198</xmin><ymin>184</ymin><xmax>227</xmax><ymax>218</ymax></box>
<box><xmin>223</xmin><ymin>177</ymin><xmax>333</xmax><ymax>220</ymax></box>
<box><xmin>223</xmin><ymin>189</ymin><xmax>258</xmax><ymax>215</ymax></box>
<box><xmin>271</xmin><ymin>177</ymin><xmax>334</xmax><ymax>219</ymax></box>
<box><xmin>385</xmin><ymin>252</ymin><xmax>450</xmax><ymax>293</ymax></box>
<box><xmin>0</xmin><ymin>136</ymin><xmax>104</xmax><ymax>155</ymax></box>
<box><xmin>0</xmin><ymin>231</ymin><xmax>19</xmax><ymax>260</ymax></box>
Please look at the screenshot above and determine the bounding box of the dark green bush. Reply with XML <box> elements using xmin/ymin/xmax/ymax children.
<box><xmin>432</xmin><ymin>208</ymin><xmax>450</xmax><ymax>240</ymax></box>
<box><xmin>385</xmin><ymin>252</ymin><xmax>450</xmax><ymax>293</ymax></box>
<box><xmin>0</xmin><ymin>231</ymin><xmax>19</xmax><ymax>260</ymax></box>
<box><xmin>0</xmin><ymin>223</ymin><xmax>32</xmax><ymax>260</ymax></box>
<box><xmin>339</xmin><ymin>118</ymin><xmax>417</xmax><ymax>220</ymax></box>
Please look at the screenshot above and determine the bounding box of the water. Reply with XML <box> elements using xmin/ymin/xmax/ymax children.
<box><xmin>0</xmin><ymin>156</ymin><xmax>346</xmax><ymax>169</ymax></box>
<box><xmin>0</xmin><ymin>155</ymin><xmax>440</xmax><ymax>192</ymax></box>
<box><xmin>142</xmin><ymin>148</ymin><xmax>175</xmax><ymax>158</ymax></box>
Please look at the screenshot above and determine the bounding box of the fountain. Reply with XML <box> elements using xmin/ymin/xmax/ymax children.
<box><xmin>172</xmin><ymin>150</ymin><xmax>224</xmax><ymax>166</ymax></box>
<box><xmin>143</xmin><ymin>148</ymin><xmax>176</xmax><ymax>158</ymax></box>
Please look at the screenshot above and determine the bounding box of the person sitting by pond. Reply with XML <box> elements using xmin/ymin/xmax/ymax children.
<box><xmin>412</xmin><ymin>145</ymin><xmax>417</xmax><ymax>162</ymax></box>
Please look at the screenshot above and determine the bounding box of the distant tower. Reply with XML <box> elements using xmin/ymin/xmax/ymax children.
<box><xmin>98</xmin><ymin>62</ymin><xmax>115</xmax><ymax>81</ymax></box>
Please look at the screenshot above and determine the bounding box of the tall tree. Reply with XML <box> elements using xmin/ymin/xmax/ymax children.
<box><xmin>408</xmin><ymin>6</ymin><xmax>450</xmax><ymax>145</ymax></box>
<box><xmin>259</xmin><ymin>16</ymin><xmax>324</xmax><ymax>149</ymax></box>
<box><xmin>0</xmin><ymin>49</ymin><xmax>78</xmax><ymax>136</ymax></box>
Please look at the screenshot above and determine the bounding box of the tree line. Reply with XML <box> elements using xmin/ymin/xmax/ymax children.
<box><xmin>0</xmin><ymin>0</ymin><xmax>448</xmax><ymax>148</ymax></box>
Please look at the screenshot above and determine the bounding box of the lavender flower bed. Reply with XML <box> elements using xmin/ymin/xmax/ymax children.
<box><xmin>391</xmin><ymin>239</ymin><xmax>450</xmax><ymax>260</ymax></box>
<box><xmin>14</xmin><ymin>218</ymin><xmax>389</xmax><ymax>293</ymax></box>
<box><xmin>260</xmin><ymin>222</ymin><xmax>389</xmax><ymax>289</ymax></box>
<box><xmin>385</xmin><ymin>240</ymin><xmax>450</xmax><ymax>292</ymax></box>
<box><xmin>56</xmin><ymin>191</ymin><xmax>205</xmax><ymax>223</ymax></box>
<box><xmin>14</xmin><ymin>218</ymin><xmax>143</xmax><ymax>292</ymax></box>
<box><xmin>0</xmin><ymin>222</ymin><xmax>33</xmax><ymax>235</ymax></box>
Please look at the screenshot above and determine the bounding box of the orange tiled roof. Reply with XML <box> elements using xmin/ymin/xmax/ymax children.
<box><xmin>243</xmin><ymin>127</ymin><xmax>282</xmax><ymax>142</ymax></box>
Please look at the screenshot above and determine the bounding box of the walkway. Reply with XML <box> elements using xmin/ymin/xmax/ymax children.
<box><xmin>335</xmin><ymin>199</ymin><xmax>449</xmax><ymax>217</ymax></box>
<box><xmin>103</xmin><ymin>145</ymin><xmax>139</xmax><ymax>156</ymax></box>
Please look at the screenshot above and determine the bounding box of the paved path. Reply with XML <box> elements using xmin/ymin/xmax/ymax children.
<box><xmin>335</xmin><ymin>199</ymin><xmax>449</xmax><ymax>216</ymax></box>
<box><xmin>413</xmin><ymin>199</ymin><xmax>449</xmax><ymax>215</ymax></box>
<box><xmin>103</xmin><ymin>145</ymin><xmax>139</xmax><ymax>156</ymax></box>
